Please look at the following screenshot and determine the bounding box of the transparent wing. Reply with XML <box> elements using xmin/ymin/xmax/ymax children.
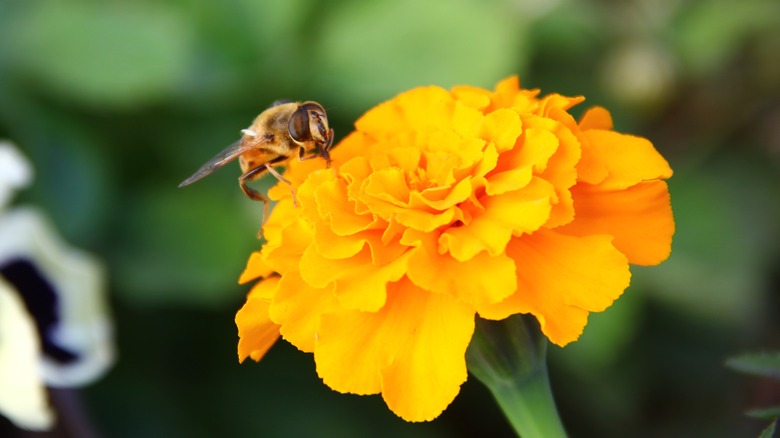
<box><xmin>179</xmin><ymin>139</ymin><xmax>256</xmax><ymax>187</ymax></box>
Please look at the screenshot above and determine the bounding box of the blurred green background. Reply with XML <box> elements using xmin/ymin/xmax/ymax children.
<box><xmin>1</xmin><ymin>0</ymin><xmax>779</xmax><ymax>436</ymax></box>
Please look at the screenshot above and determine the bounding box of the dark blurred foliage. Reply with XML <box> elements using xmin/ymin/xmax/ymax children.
<box><xmin>1</xmin><ymin>0</ymin><xmax>779</xmax><ymax>436</ymax></box>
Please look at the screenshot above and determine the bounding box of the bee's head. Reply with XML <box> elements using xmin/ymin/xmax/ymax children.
<box><xmin>288</xmin><ymin>101</ymin><xmax>330</xmax><ymax>148</ymax></box>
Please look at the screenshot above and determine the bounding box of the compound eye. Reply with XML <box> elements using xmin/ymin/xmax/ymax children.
<box><xmin>288</xmin><ymin>106</ymin><xmax>313</xmax><ymax>143</ymax></box>
<box><xmin>288</xmin><ymin>102</ymin><xmax>328</xmax><ymax>144</ymax></box>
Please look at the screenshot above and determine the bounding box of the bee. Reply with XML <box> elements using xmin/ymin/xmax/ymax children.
<box><xmin>178</xmin><ymin>100</ymin><xmax>334</xmax><ymax>225</ymax></box>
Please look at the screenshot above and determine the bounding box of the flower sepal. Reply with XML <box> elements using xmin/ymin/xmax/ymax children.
<box><xmin>467</xmin><ymin>314</ymin><xmax>567</xmax><ymax>438</ymax></box>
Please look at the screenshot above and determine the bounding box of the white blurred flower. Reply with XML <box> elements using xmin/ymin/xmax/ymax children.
<box><xmin>0</xmin><ymin>141</ymin><xmax>33</xmax><ymax>210</ymax></box>
<box><xmin>0</xmin><ymin>278</ymin><xmax>54</xmax><ymax>430</ymax></box>
<box><xmin>0</xmin><ymin>142</ymin><xmax>114</xmax><ymax>431</ymax></box>
<box><xmin>0</xmin><ymin>208</ymin><xmax>114</xmax><ymax>386</ymax></box>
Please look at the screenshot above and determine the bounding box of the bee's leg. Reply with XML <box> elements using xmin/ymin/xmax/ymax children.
<box><xmin>263</xmin><ymin>163</ymin><xmax>298</xmax><ymax>208</ymax></box>
<box><xmin>238</xmin><ymin>166</ymin><xmax>271</xmax><ymax>232</ymax></box>
<box><xmin>322</xmin><ymin>129</ymin><xmax>334</xmax><ymax>153</ymax></box>
<box><xmin>298</xmin><ymin>134</ymin><xmax>333</xmax><ymax>167</ymax></box>
<box><xmin>297</xmin><ymin>145</ymin><xmax>319</xmax><ymax>162</ymax></box>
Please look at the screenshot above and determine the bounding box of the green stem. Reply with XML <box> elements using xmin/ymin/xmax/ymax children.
<box><xmin>489</xmin><ymin>362</ymin><xmax>566</xmax><ymax>438</ymax></box>
<box><xmin>467</xmin><ymin>315</ymin><xmax>567</xmax><ymax>438</ymax></box>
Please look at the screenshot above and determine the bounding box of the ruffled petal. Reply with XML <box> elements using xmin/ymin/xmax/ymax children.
<box><xmin>439</xmin><ymin>178</ymin><xmax>554</xmax><ymax>261</ymax></box>
<box><xmin>491</xmin><ymin>76</ymin><xmax>539</xmax><ymax>113</ymax></box>
<box><xmin>578</xmin><ymin>106</ymin><xmax>613</xmax><ymax>130</ymax></box>
<box><xmin>450</xmin><ymin>85</ymin><xmax>492</xmax><ymax>110</ymax></box>
<box><xmin>268</xmin><ymin>272</ymin><xmax>339</xmax><ymax>352</ymax></box>
<box><xmin>261</xmin><ymin>218</ymin><xmax>313</xmax><ymax>275</ymax></box>
<box><xmin>356</xmin><ymin>86</ymin><xmax>454</xmax><ymax>136</ymax></box>
<box><xmin>363</xmin><ymin>167</ymin><xmax>411</xmax><ymax>208</ymax></box>
<box><xmin>314</xmin><ymin>176</ymin><xmax>377</xmax><ymax>236</ymax></box>
<box><xmin>584</xmin><ymin>129</ymin><xmax>673</xmax><ymax>189</ymax></box>
<box><xmin>406</xmin><ymin>245</ymin><xmax>516</xmax><ymax>307</ymax></box>
<box><xmin>481</xmin><ymin>108</ymin><xmax>523</xmax><ymax>152</ymax></box>
<box><xmin>238</xmin><ymin>251</ymin><xmax>272</xmax><ymax>284</ymax></box>
<box><xmin>315</xmin><ymin>278</ymin><xmax>475</xmax><ymax>422</ymax></box>
<box><xmin>530</xmin><ymin>117</ymin><xmax>581</xmax><ymax>227</ymax></box>
<box><xmin>300</xmin><ymin>246</ymin><xmax>411</xmax><ymax>312</ymax></box>
<box><xmin>236</xmin><ymin>278</ymin><xmax>281</xmax><ymax>362</ymax></box>
<box><xmin>558</xmin><ymin>180</ymin><xmax>674</xmax><ymax>266</ymax></box>
<box><xmin>479</xmin><ymin>230</ymin><xmax>631</xmax><ymax>346</ymax></box>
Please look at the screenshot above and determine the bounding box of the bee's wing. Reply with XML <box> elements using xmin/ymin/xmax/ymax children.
<box><xmin>179</xmin><ymin>139</ymin><xmax>256</xmax><ymax>187</ymax></box>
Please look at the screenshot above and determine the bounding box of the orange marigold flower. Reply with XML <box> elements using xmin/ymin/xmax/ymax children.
<box><xmin>235</xmin><ymin>76</ymin><xmax>674</xmax><ymax>422</ymax></box>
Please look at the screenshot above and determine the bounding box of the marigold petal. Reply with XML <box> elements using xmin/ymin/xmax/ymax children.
<box><xmin>486</xmin><ymin>127</ymin><xmax>557</xmax><ymax>195</ymax></box>
<box><xmin>330</xmin><ymin>130</ymin><xmax>373</xmax><ymax>165</ymax></box>
<box><xmin>356</xmin><ymin>86</ymin><xmax>453</xmax><ymax>136</ymax></box>
<box><xmin>532</xmin><ymin>118</ymin><xmax>581</xmax><ymax>227</ymax></box>
<box><xmin>247</xmin><ymin>276</ymin><xmax>278</xmax><ymax>300</ymax></box>
<box><xmin>492</xmin><ymin>76</ymin><xmax>539</xmax><ymax>113</ymax></box>
<box><xmin>336</xmin><ymin>139</ymin><xmax>373</xmax><ymax>177</ymax></box>
<box><xmin>515</xmin><ymin>127</ymin><xmax>560</xmax><ymax>174</ymax></box>
<box><xmin>399</xmin><ymin>227</ymin><xmax>438</xmax><ymax>249</ymax></box>
<box><xmin>238</xmin><ymin>251</ymin><xmax>272</xmax><ymax>284</ymax></box>
<box><xmin>312</xmin><ymin>222</ymin><xmax>366</xmax><ymax>259</ymax></box>
<box><xmin>268</xmin><ymin>272</ymin><xmax>338</xmax><ymax>353</ymax></box>
<box><xmin>559</xmin><ymin>180</ymin><xmax>674</xmax><ymax>265</ymax></box>
<box><xmin>396</xmin><ymin>207</ymin><xmax>460</xmax><ymax>233</ymax></box>
<box><xmin>439</xmin><ymin>218</ymin><xmax>508</xmax><ymax>262</ymax></box>
<box><xmin>452</xmin><ymin>102</ymin><xmax>484</xmax><ymax>140</ymax></box>
<box><xmin>406</xmin><ymin>246</ymin><xmax>516</xmax><ymax>306</ymax></box>
<box><xmin>314</xmin><ymin>223</ymin><xmax>407</xmax><ymax>265</ymax></box>
<box><xmin>425</xmin><ymin>135</ymin><xmax>485</xmax><ymax>186</ymax></box>
<box><xmin>261</xmin><ymin>219</ymin><xmax>313</xmax><ymax>274</ymax></box>
<box><xmin>314</xmin><ymin>178</ymin><xmax>377</xmax><ymax>236</ymax></box>
<box><xmin>363</xmin><ymin>167</ymin><xmax>411</xmax><ymax>209</ymax></box>
<box><xmin>472</xmin><ymin>142</ymin><xmax>500</xmax><ymax>180</ymax></box>
<box><xmin>284</xmin><ymin>152</ymin><xmax>332</xmax><ymax>186</ymax></box>
<box><xmin>300</xmin><ymin>246</ymin><xmax>411</xmax><ymax>312</ymax></box>
<box><xmin>537</xmin><ymin>93</ymin><xmax>585</xmax><ymax>114</ymax></box>
<box><xmin>353</xmin><ymin>98</ymin><xmax>407</xmax><ymax>137</ymax></box>
<box><xmin>484</xmin><ymin>168</ymin><xmax>533</xmax><ymax>196</ymax></box>
<box><xmin>340</xmin><ymin>156</ymin><xmax>373</xmax><ymax>205</ymax></box>
<box><xmin>315</xmin><ymin>278</ymin><xmax>474</xmax><ymax>422</ymax></box>
<box><xmin>492</xmin><ymin>76</ymin><xmax>521</xmax><ymax>109</ymax></box>
<box><xmin>388</xmin><ymin>147</ymin><xmax>422</xmax><ymax>174</ymax></box>
<box><xmin>478</xmin><ymin>230</ymin><xmax>631</xmax><ymax>346</ymax></box>
<box><xmin>584</xmin><ymin>130</ymin><xmax>673</xmax><ymax>189</ymax></box>
<box><xmin>260</xmin><ymin>197</ymin><xmax>300</xmax><ymax>242</ymax></box>
<box><xmin>579</xmin><ymin>106</ymin><xmax>613</xmax><ymax>130</ymax></box>
<box><xmin>575</xmin><ymin>135</ymin><xmax>609</xmax><ymax>185</ymax></box>
<box><xmin>236</xmin><ymin>278</ymin><xmax>281</xmax><ymax>362</ymax></box>
<box><xmin>547</xmin><ymin>188</ymin><xmax>575</xmax><ymax>229</ymax></box>
<box><xmin>413</xmin><ymin>177</ymin><xmax>472</xmax><ymax>210</ymax></box>
<box><xmin>439</xmin><ymin>178</ymin><xmax>554</xmax><ymax>261</ymax></box>
<box><xmin>481</xmin><ymin>109</ymin><xmax>523</xmax><ymax>152</ymax></box>
<box><xmin>450</xmin><ymin>85</ymin><xmax>492</xmax><ymax>110</ymax></box>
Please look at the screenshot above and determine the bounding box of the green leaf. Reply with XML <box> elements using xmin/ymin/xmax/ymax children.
<box><xmin>726</xmin><ymin>352</ymin><xmax>780</xmax><ymax>379</ymax></box>
<box><xmin>672</xmin><ymin>0</ymin><xmax>780</xmax><ymax>75</ymax></box>
<box><xmin>111</xmin><ymin>183</ymin><xmax>263</xmax><ymax>308</ymax></box>
<box><xmin>314</xmin><ymin>0</ymin><xmax>527</xmax><ymax>112</ymax></box>
<box><xmin>5</xmin><ymin>2</ymin><xmax>194</xmax><ymax>108</ymax></box>
<box><xmin>748</xmin><ymin>407</ymin><xmax>780</xmax><ymax>421</ymax></box>
<box><xmin>758</xmin><ymin>419</ymin><xmax>777</xmax><ymax>438</ymax></box>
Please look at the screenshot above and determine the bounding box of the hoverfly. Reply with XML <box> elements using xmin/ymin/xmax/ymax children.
<box><xmin>178</xmin><ymin>100</ymin><xmax>334</xmax><ymax>226</ymax></box>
